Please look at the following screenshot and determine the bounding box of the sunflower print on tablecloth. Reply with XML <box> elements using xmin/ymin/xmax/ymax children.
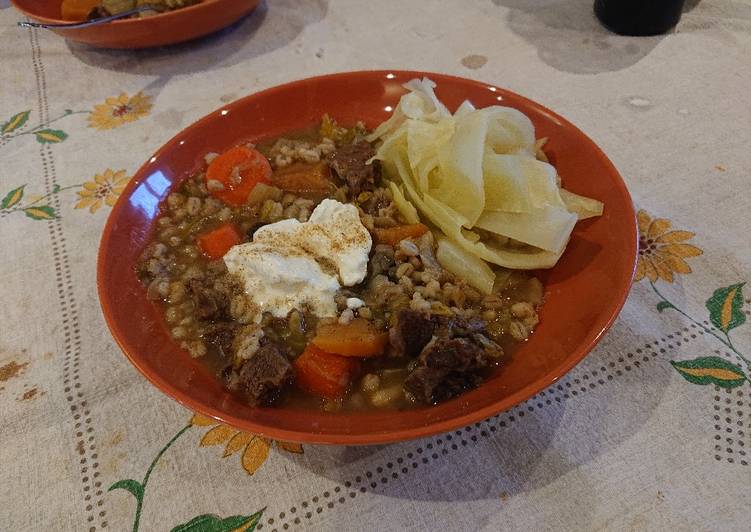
<box><xmin>634</xmin><ymin>209</ymin><xmax>750</xmax><ymax>393</ymax></box>
<box><xmin>75</xmin><ymin>169</ymin><xmax>130</xmax><ymax>213</ymax></box>
<box><xmin>88</xmin><ymin>92</ymin><xmax>153</xmax><ymax>130</ymax></box>
<box><xmin>636</xmin><ymin>209</ymin><xmax>703</xmax><ymax>283</ymax></box>
<box><xmin>191</xmin><ymin>414</ymin><xmax>303</xmax><ymax>475</ymax></box>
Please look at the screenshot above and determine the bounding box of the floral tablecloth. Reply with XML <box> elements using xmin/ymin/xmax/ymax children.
<box><xmin>2</xmin><ymin>1</ymin><xmax>750</xmax><ymax>530</ymax></box>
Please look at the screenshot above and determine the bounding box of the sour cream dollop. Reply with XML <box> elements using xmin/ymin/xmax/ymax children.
<box><xmin>223</xmin><ymin>199</ymin><xmax>372</xmax><ymax>321</ymax></box>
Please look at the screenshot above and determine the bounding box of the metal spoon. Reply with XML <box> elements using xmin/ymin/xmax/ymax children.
<box><xmin>18</xmin><ymin>6</ymin><xmax>164</xmax><ymax>30</ymax></box>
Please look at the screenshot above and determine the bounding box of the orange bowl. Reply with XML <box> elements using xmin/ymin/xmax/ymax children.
<box><xmin>98</xmin><ymin>71</ymin><xmax>637</xmax><ymax>444</ymax></box>
<box><xmin>11</xmin><ymin>0</ymin><xmax>261</xmax><ymax>49</ymax></box>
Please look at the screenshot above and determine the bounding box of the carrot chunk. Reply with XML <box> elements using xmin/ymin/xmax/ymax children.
<box><xmin>205</xmin><ymin>146</ymin><xmax>272</xmax><ymax>206</ymax></box>
<box><xmin>294</xmin><ymin>344</ymin><xmax>360</xmax><ymax>399</ymax></box>
<box><xmin>312</xmin><ymin>318</ymin><xmax>389</xmax><ymax>357</ymax></box>
<box><xmin>61</xmin><ymin>0</ymin><xmax>100</xmax><ymax>21</ymax></box>
<box><xmin>197</xmin><ymin>223</ymin><xmax>242</xmax><ymax>260</ymax></box>
<box><xmin>271</xmin><ymin>161</ymin><xmax>335</xmax><ymax>199</ymax></box>
<box><xmin>373</xmin><ymin>223</ymin><xmax>429</xmax><ymax>246</ymax></box>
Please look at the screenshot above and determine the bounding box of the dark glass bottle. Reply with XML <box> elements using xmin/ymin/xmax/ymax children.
<box><xmin>594</xmin><ymin>0</ymin><xmax>686</xmax><ymax>36</ymax></box>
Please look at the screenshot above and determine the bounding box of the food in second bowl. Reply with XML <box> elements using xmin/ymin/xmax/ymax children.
<box><xmin>136</xmin><ymin>79</ymin><xmax>603</xmax><ymax>412</ymax></box>
<box><xmin>61</xmin><ymin>0</ymin><xmax>199</xmax><ymax>21</ymax></box>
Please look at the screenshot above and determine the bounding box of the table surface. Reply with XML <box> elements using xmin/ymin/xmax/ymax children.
<box><xmin>2</xmin><ymin>1</ymin><xmax>750</xmax><ymax>530</ymax></box>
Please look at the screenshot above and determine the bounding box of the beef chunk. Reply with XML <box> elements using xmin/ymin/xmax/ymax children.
<box><xmin>407</xmin><ymin>366</ymin><xmax>485</xmax><ymax>404</ymax></box>
<box><xmin>404</xmin><ymin>334</ymin><xmax>502</xmax><ymax>404</ymax></box>
<box><xmin>202</xmin><ymin>322</ymin><xmax>239</xmax><ymax>357</ymax></box>
<box><xmin>188</xmin><ymin>278</ymin><xmax>229</xmax><ymax>321</ymax></box>
<box><xmin>389</xmin><ymin>310</ymin><xmax>436</xmax><ymax>358</ymax></box>
<box><xmin>389</xmin><ymin>311</ymin><xmax>494</xmax><ymax>359</ymax></box>
<box><xmin>223</xmin><ymin>343</ymin><xmax>293</xmax><ymax>406</ymax></box>
<box><xmin>328</xmin><ymin>141</ymin><xmax>379</xmax><ymax>197</ymax></box>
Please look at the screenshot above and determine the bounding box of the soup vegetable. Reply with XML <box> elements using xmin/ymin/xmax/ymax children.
<box><xmin>137</xmin><ymin>79</ymin><xmax>602</xmax><ymax>411</ymax></box>
<box><xmin>61</xmin><ymin>0</ymin><xmax>199</xmax><ymax>21</ymax></box>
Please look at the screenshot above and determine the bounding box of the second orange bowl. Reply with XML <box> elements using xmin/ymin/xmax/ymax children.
<box><xmin>11</xmin><ymin>0</ymin><xmax>261</xmax><ymax>49</ymax></box>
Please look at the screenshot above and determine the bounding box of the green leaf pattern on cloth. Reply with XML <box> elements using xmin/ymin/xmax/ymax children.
<box><xmin>109</xmin><ymin>479</ymin><xmax>145</xmax><ymax>500</ymax></box>
<box><xmin>23</xmin><ymin>205</ymin><xmax>57</xmax><ymax>220</ymax></box>
<box><xmin>670</xmin><ymin>357</ymin><xmax>747</xmax><ymax>388</ymax></box>
<box><xmin>1</xmin><ymin>110</ymin><xmax>30</xmax><ymax>134</ymax></box>
<box><xmin>170</xmin><ymin>510</ymin><xmax>264</xmax><ymax>532</ymax></box>
<box><xmin>34</xmin><ymin>129</ymin><xmax>68</xmax><ymax>144</ymax></box>
<box><xmin>656</xmin><ymin>300</ymin><xmax>674</xmax><ymax>313</ymax></box>
<box><xmin>1</xmin><ymin>186</ymin><xmax>25</xmax><ymax>209</ymax></box>
<box><xmin>706</xmin><ymin>283</ymin><xmax>746</xmax><ymax>334</ymax></box>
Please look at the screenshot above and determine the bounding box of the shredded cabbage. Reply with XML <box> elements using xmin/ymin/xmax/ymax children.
<box><xmin>560</xmin><ymin>188</ymin><xmax>605</xmax><ymax>220</ymax></box>
<box><xmin>370</xmin><ymin>78</ymin><xmax>604</xmax><ymax>273</ymax></box>
<box><xmin>483</xmin><ymin>154</ymin><xmax>564</xmax><ymax>213</ymax></box>
<box><xmin>387</xmin><ymin>181</ymin><xmax>420</xmax><ymax>224</ymax></box>
<box><xmin>476</xmin><ymin>207</ymin><xmax>578</xmax><ymax>253</ymax></box>
<box><xmin>432</xmin><ymin>110</ymin><xmax>488</xmax><ymax>224</ymax></box>
<box><xmin>366</xmin><ymin>78</ymin><xmax>449</xmax><ymax>143</ymax></box>
<box><xmin>436</xmin><ymin>237</ymin><xmax>495</xmax><ymax>294</ymax></box>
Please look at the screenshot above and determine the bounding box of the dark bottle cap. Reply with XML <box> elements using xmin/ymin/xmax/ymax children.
<box><xmin>594</xmin><ymin>0</ymin><xmax>686</xmax><ymax>36</ymax></box>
